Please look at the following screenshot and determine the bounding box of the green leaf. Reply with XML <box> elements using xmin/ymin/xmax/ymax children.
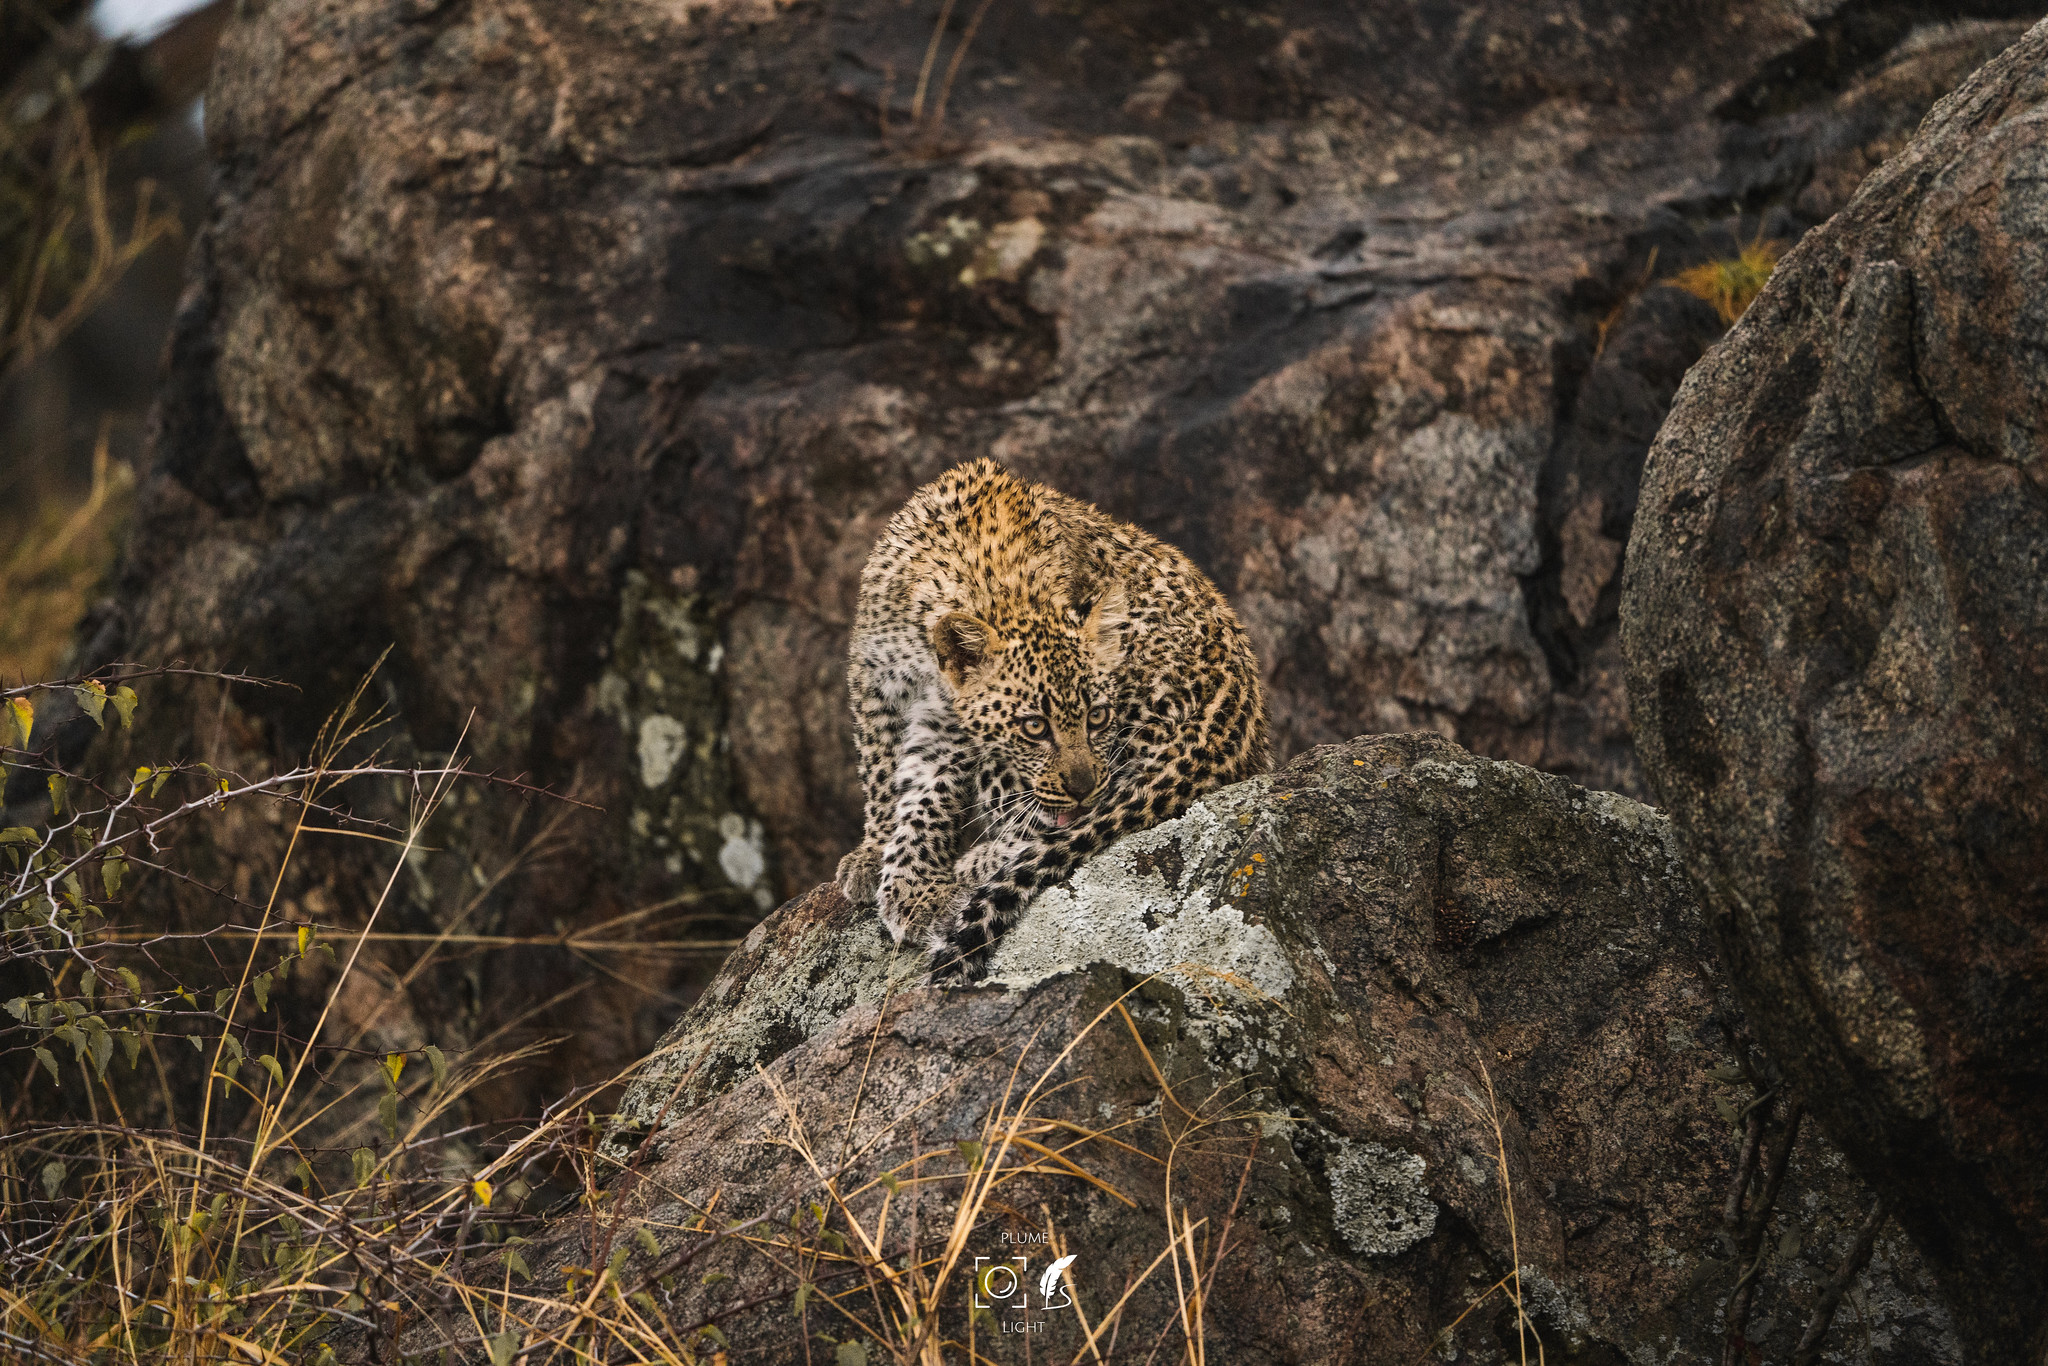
<box><xmin>109</xmin><ymin>686</ymin><xmax>138</xmax><ymax>729</ymax></box>
<box><xmin>73</xmin><ymin>681</ymin><xmax>106</xmax><ymax>728</ymax></box>
<box><xmin>89</xmin><ymin>1025</ymin><xmax>112</xmax><ymax>1078</ymax></box>
<box><xmin>698</xmin><ymin>1324</ymin><xmax>728</xmax><ymax>1348</ymax></box>
<box><xmin>258</xmin><ymin>1053</ymin><xmax>285</xmax><ymax>1090</ymax></box>
<box><xmin>955</xmin><ymin>1139</ymin><xmax>983</xmax><ymax>1169</ymax></box>
<box><xmin>822</xmin><ymin>1229</ymin><xmax>846</xmax><ymax>1254</ymax></box>
<box><xmin>40</xmin><ymin>1160</ymin><xmax>65</xmax><ymax>1199</ymax></box>
<box><xmin>119</xmin><ymin>1030</ymin><xmax>140</xmax><ymax>1070</ymax></box>
<box><xmin>489</xmin><ymin>1330</ymin><xmax>520</xmax><ymax>1366</ymax></box>
<box><xmin>212</xmin><ymin>988</ymin><xmax>232</xmax><ymax>1016</ymax></box>
<box><xmin>879</xmin><ymin>1172</ymin><xmax>900</xmax><ymax>1196</ymax></box>
<box><xmin>0</xmin><ymin>826</ymin><xmax>39</xmax><ymax>847</ymax></box>
<box><xmin>629</xmin><ymin>1290</ymin><xmax>657</xmax><ymax>1314</ymax></box>
<box><xmin>793</xmin><ymin>1281</ymin><xmax>811</xmax><ymax>1316</ymax></box>
<box><xmin>222</xmin><ymin>1033</ymin><xmax>244</xmax><ymax>1065</ymax></box>
<box><xmin>382</xmin><ymin>1052</ymin><xmax>405</xmax><ymax>1088</ymax></box>
<box><xmin>149</xmin><ymin>768</ymin><xmax>169</xmax><ymax>799</ymax></box>
<box><xmin>700</xmin><ymin>1271</ymin><xmax>728</xmax><ymax>1286</ymax></box>
<box><xmin>504</xmin><ymin>1248</ymin><xmax>531</xmax><ymax>1282</ymax></box>
<box><xmin>633</xmin><ymin>1226</ymin><xmax>660</xmax><ymax>1258</ymax></box>
<box><xmin>7</xmin><ymin>696</ymin><xmax>33</xmax><ymax>748</ymax></box>
<box><xmin>378</xmin><ymin>1090</ymin><xmax>399</xmax><ymax>1141</ymax></box>
<box><xmin>80</xmin><ymin>970</ymin><xmax>97</xmax><ymax>1003</ymax></box>
<box><xmin>252</xmin><ymin>971</ymin><xmax>272</xmax><ymax>1014</ymax></box>
<box><xmin>117</xmin><ymin>966</ymin><xmax>140</xmax><ymax>996</ymax></box>
<box><xmin>4</xmin><ymin>997</ymin><xmax>29</xmax><ymax>1021</ymax></box>
<box><xmin>425</xmin><ymin>1043</ymin><xmax>447</xmax><ymax>1093</ymax></box>
<box><xmin>351</xmin><ymin>1148</ymin><xmax>377</xmax><ymax>1187</ymax></box>
<box><xmin>33</xmin><ymin>1046</ymin><xmax>58</xmax><ymax>1085</ymax></box>
<box><xmin>835</xmin><ymin>1341</ymin><xmax>870</xmax><ymax>1366</ymax></box>
<box><xmin>101</xmin><ymin>855</ymin><xmax>126</xmax><ymax>899</ymax></box>
<box><xmin>47</xmin><ymin>773</ymin><xmax>66</xmax><ymax>816</ymax></box>
<box><xmin>607</xmin><ymin>1246</ymin><xmax>630</xmax><ymax>1279</ymax></box>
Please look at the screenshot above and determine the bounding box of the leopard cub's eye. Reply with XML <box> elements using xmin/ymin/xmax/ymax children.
<box><xmin>1087</xmin><ymin>703</ymin><xmax>1110</xmax><ymax>729</ymax></box>
<box><xmin>1017</xmin><ymin>714</ymin><xmax>1050</xmax><ymax>741</ymax></box>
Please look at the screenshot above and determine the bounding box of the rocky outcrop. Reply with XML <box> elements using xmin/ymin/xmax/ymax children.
<box><xmin>1621</xmin><ymin>21</ymin><xmax>2048</xmax><ymax>1362</ymax></box>
<box><xmin>371</xmin><ymin>735</ymin><xmax>1957</xmax><ymax>1365</ymax></box>
<box><xmin>79</xmin><ymin>0</ymin><xmax>2039</xmax><ymax>1108</ymax></box>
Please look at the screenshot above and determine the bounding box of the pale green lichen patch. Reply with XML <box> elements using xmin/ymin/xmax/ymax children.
<box><xmin>983</xmin><ymin>777</ymin><xmax>1294</xmax><ymax>999</ymax></box>
<box><xmin>598</xmin><ymin>571</ymin><xmax>772</xmax><ymax>907</ymax></box>
<box><xmin>1327</xmin><ymin>1135</ymin><xmax>1438</xmax><ymax>1256</ymax></box>
<box><xmin>607</xmin><ymin>909</ymin><xmax>915</xmax><ymax>1145</ymax></box>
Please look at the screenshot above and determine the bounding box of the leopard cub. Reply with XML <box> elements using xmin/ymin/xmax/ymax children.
<box><xmin>838</xmin><ymin>459</ymin><xmax>1268</xmax><ymax>980</ymax></box>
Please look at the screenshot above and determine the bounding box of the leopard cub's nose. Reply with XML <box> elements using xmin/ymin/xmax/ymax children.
<box><xmin>1060</xmin><ymin>757</ymin><xmax>1097</xmax><ymax>804</ymax></box>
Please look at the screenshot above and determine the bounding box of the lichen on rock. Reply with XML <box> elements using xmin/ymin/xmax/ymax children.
<box><xmin>1326</xmin><ymin>1136</ymin><xmax>1438</xmax><ymax>1257</ymax></box>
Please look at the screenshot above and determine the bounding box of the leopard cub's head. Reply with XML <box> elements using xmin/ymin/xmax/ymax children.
<box><xmin>928</xmin><ymin>606</ymin><xmax>1120</xmax><ymax>827</ymax></box>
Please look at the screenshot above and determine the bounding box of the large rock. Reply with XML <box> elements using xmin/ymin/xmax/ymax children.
<box><xmin>1621</xmin><ymin>22</ymin><xmax>2048</xmax><ymax>1362</ymax></box>
<box><xmin>372</xmin><ymin>735</ymin><xmax>1958</xmax><ymax>1365</ymax></box>
<box><xmin>77</xmin><ymin>0</ymin><xmax>2039</xmax><ymax>1105</ymax></box>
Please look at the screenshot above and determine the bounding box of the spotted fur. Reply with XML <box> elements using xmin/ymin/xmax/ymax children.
<box><xmin>837</xmin><ymin>459</ymin><xmax>1269</xmax><ymax>981</ymax></box>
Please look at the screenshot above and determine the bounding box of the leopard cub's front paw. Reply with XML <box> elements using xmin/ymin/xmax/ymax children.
<box><xmin>836</xmin><ymin>844</ymin><xmax>883</xmax><ymax>907</ymax></box>
<box><xmin>878</xmin><ymin>876</ymin><xmax>965</xmax><ymax>949</ymax></box>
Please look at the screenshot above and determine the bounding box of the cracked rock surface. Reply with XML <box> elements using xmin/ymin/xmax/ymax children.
<box><xmin>457</xmin><ymin>734</ymin><xmax>1953</xmax><ymax>1366</ymax></box>
<box><xmin>1623</xmin><ymin>21</ymin><xmax>2048</xmax><ymax>1362</ymax></box>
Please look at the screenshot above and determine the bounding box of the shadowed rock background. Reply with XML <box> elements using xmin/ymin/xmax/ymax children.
<box><xmin>55</xmin><ymin>0</ymin><xmax>2041</xmax><ymax>1111</ymax></box>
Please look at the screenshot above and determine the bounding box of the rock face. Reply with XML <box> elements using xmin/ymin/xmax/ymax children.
<box><xmin>82</xmin><ymin>0</ymin><xmax>2040</xmax><ymax>1101</ymax></box>
<box><xmin>1621</xmin><ymin>22</ymin><xmax>2048</xmax><ymax>1362</ymax></box>
<box><xmin>372</xmin><ymin>735</ymin><xmax>1956</xmax><ymax>1365</ymax></box>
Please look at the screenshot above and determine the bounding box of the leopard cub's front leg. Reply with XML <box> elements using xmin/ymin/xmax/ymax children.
<box><xmin>873</xmin><ymin>702</ymin><xmax>977</xmax><ymax>948</ymax></box>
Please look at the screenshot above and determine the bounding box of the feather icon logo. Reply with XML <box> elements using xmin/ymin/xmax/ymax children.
<box><xmin>1038</xmin><ymin>1254</ymin><xmax>1076</xmax><ymax>1306</ymax></box>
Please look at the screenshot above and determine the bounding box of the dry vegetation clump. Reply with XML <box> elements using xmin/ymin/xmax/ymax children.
<box><xmin>0</xmin><ymin>433</ymin><xmax>135</xmax><ymax>682</ymax></box>
<box><xmin>1665</xmin><ymin>237</ymin><xmax>1785</xmax><ymax>327</ymax></box>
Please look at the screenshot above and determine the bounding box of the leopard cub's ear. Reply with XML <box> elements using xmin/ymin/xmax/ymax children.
<box><xmin>930</xmin><ymin>612</ymin><xmax>996</xmax><ymax>686</ymax></box>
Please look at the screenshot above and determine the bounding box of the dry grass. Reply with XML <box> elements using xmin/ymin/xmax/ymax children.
<box><xmin>0</xmin><ymin>665</ymin><xmax>681</xmax><ymax>1366</ymax></box>
<box><xmin>0</xmin><ymin>431</ymin><xmax>135</xmax><ymax>684</ymax></box>
<box><xmin>1665</xmin><ymin>237</ymin><xmax>1784</xmax><ymax>327</ymax></box>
